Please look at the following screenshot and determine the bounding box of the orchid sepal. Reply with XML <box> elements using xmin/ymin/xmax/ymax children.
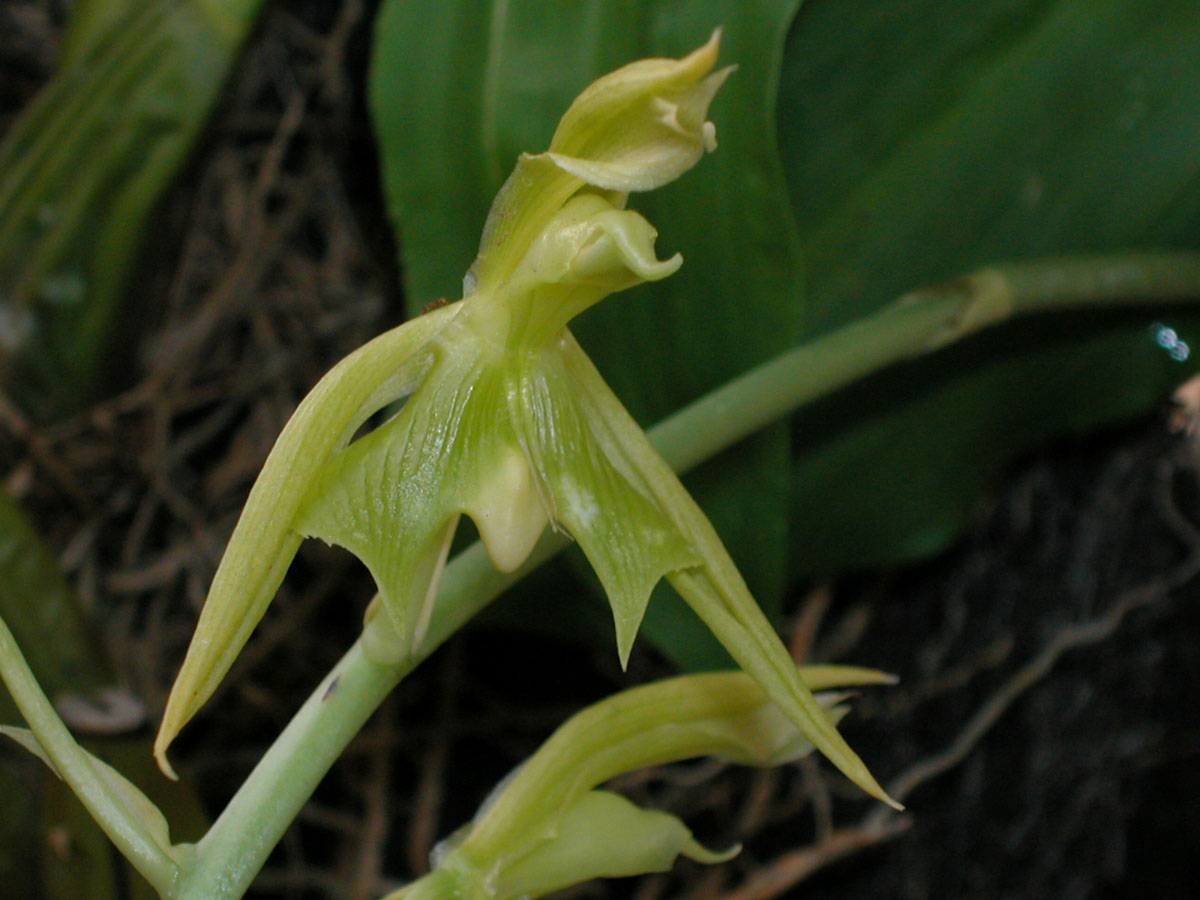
<box><xmin>153</xmin><ymin>305</ymin><xmax>456</xmax><ymax>776</ymax></box>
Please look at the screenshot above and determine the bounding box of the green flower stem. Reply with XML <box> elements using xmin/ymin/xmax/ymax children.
<box><xmin>0</xmin><ymin>614</ymin><xmax>178</xmax><ymax>894</ymax></box>
<box><xmin>390</xmin><ymin>869</ymin><xmax>456</xmax><ymax>900</ymax></box>
<box><xmin>176</xmin><ymin>251</ymin><xmax>1200</xmax><ymax>900</ymax></box>
<box><xmin>174</xmin><ymin>635</ymin><xmax>410</xmax><ymax>899</ymax></box>
<box><xmin>173</xmin><ymin>532</ymin><xmax>566</xmax><ymax>900</ymax></box>
<box><xmin>653</xmin><ymin>252</ymin><xmax>1200</xmax><ymax>474</ymax></box>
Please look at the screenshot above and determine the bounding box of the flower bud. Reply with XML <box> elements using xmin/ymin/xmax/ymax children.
<box><xmin>396</xmin><ymin>666</ymin><xmax>888</xmax><ymax>900</ymax></box>
<box><xmin>470</xmin><ymin>30</ymin><xmax>729</xmax><ymax>297</ymax></box>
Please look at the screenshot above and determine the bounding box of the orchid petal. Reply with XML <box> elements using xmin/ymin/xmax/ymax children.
<box><xmin>512</xmin><ymin>349</ymin><xmax>698</xmax><ymax>666</ymax></box>
<box><xmin>154</xmin><ymin>305</ymin><xmax>456</xmax><ymax>776</ymax></box>
<box><xmin>417</xmin><ymin>666</ymin><xmax>885</xmax><ymax>900</ymax></box>
<box><xmin>294</xmin><ymin>341</ymin><xmax>546</xmax><ymax>657</ymax></box>
<box><xmin>555</xmin><ymin>334</ymin><xmax>899</xmax><ymax>809</ymax></box>
<box><xmin>492</xmin><ymin>790</ymin><xmax>735</xmax><ymax>900</ymax></box>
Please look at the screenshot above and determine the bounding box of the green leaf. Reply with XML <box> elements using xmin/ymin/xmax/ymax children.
<box><xmin>0</xmin><ymin>0</ymin><xmax>263</xmax><ymax>412</ymax></box>
<box><xmin>0</xmin><ymin>726</ymin><xmax>173</xmax><ymax>857</ymax></box>
<box><xmin>369</xmin><ymin>0</ymin><xmax>805</xmax><ymax>668</ymax></box>
<box><xmin>0</xmin><ymin>488</ymin><xmax>109</xmax><ymax>700</ymax></box>
<box><xmin>779</xmin><ymin>0</ymin><xmax>1200</xmax><ymax>573</ymax></box>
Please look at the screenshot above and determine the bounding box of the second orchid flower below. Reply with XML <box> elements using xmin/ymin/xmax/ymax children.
<box><xmin>387</xmin><ymin>665</ymin><xmax>893</xmax><ymax>900</ymax></box>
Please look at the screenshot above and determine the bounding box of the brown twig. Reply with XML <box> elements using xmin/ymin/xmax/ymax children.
<box><xmin>869</xmin><ymin>545</ymin><xmax>1200</xmax><ymax>822</ymax></box>
<box><xmin>697</xmin><ymin>818</ymin><xmax>911</xmax><ymax>900</ymax></box>
<box><xmin>787</xmin><ymin>582</ymin><xmax>831</xmax><ymax>664</ymax></box>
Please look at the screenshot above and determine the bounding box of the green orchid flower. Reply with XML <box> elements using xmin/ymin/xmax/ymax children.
<box><xmin>387</xmin><ymin>665</ymin><xmax>893</xmax><ymax>900</ymax></box>
<box><xmin>153</xmin><ymin>31</ymin><xmax>896</xmax><ymax>809</ymax></box>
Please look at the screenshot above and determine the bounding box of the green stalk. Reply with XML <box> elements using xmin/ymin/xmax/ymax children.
<box><xmin>173</xmin><ymin>251</ymin><xmax>1200</xmax><ymax>900</ymax></box>
<box><xmin>172</xmin><ymin>535</ymin><xmax>565</xmax><ymax>900</ymax></box>
<box><xmin>654</xmin><ymin>252</ymin><xmax>1200</xmax><ymax>473</ymax></box>
<box><xmin>0</xmin><ymin>616</ymin><xmax>178</xmax><ymax>894</ymax></box>
<box><xmin>175</xmin><ymin>633</ymin><xmax>410</xmax><ymax>898</ymax></box>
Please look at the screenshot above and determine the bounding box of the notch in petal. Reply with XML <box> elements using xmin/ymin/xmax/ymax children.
<box><xmin>512</xmin><ymin>352</ymin><xmax>699</xmax><ymax>666</ymax></box>
<box><xmin>295</xmin><ymin>345</ymin><xmax>550</xmax><ymax>659</ymax></box>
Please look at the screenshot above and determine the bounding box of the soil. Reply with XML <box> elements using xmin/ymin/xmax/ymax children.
<box><xmin>2</xmin><ymin>2</ymin><xmax>1198</xmax><ymax>899</ymax></box>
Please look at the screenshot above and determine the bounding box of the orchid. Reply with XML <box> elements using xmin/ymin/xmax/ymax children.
<box><xmin>153</xmin><ymin>30</ymin><xmax>894</xmax><ymax>808</ymax></box>
<box><xmin>388</xmin><ymin>665</ymin><xmax>893</xmax><ymax>900</ymax></box>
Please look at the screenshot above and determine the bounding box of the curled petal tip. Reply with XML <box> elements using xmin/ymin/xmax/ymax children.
<box><xmin>658</xmin><ymin>65</ymin><xmax>735</xmax><ymax>152</ymax></box>
<box><xmin>682</xmin><ymin>838</ymin><xmax>740</xmax><ymax>866</ymax></box>
<box><xmin>152</xmin><ymin>737</ymin><xmax>179</xmax><ymax>782</ymax></box>
<box><xmin>685</xmin><ymin>26</ymin><xmax>723</xmax><ymax>72</ymax></box>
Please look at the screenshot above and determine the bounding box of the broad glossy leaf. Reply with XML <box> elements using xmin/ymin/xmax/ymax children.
<box><xmin>369</xmin><ymin>0</ymin><xmax>803</xmax><ymax>668</ymax></box>
<box><xmin>780</xmin><ymin>0</ymin><xmax>1200</xmax><ymax>573</ymax></box>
